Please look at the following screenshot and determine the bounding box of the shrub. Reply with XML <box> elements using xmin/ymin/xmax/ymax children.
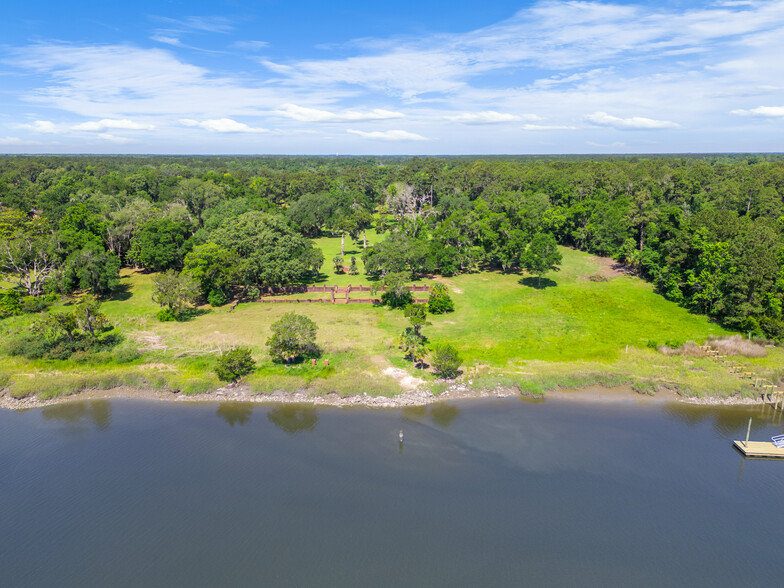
<box><xmin>215</xmin><ymin>346</ymin><xmax>257</xmax><ymax>382</ymax></box>
<box><xmin>267</xmin><ymin>312</ymin><xmax>320</xmax><ymax>363</ymax></box>
<box><xmin>430</xmin><ymin>343</ymin><xmax>463</xmax><ymax>378</ymax></box>
<box><xmin>6</xmin><ymin>333</ymin><xmax>49</xmax><ymax>359</ymax></box>
<box><xmin>114</xmin><ymin>345</ymin><xmax>142</xmax><ymax>364</ymax></box>
<box><xmin>0</xmin><ymin>290</ymin><xmax>22</xmax><ymax>317</ymax></box>
<box><xmin>157</xmin><ymin>308</ymin><xmax>178</xmax><ymax>322</ymax></box>
<box><xmin>208</xmin><ymin>289</ymin><xmax>227</xmax><ymax>307</ymax></box>
<box><xmin>382</xmin><ymin>289</ymin><xmax>412</xmax><ymax>309</ymax></box>
<box><xmin>428</xmin><ymin>283</ymin><xmax>454</xmax><ymax>314</ymax></box>
<box><xmin>333</xmin><ymin>255</ymin><xmax>344</xmax><ymax>273</ymax></box>
<box><xmin>376</xmin><ymin>271</ymin><xmax>413</xmax><ymax>309</ymax></box>
<box><xmin>21</xmin><ymin>296</ymin><xmax>50</xmax><ymax>314</ymax></box>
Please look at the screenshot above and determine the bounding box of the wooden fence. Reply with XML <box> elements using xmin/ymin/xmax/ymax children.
<box><xmin>257</xmin><ymin>297</ymin><xmax>431</xmax><ymax>305</ymax></box>
<box><xmin>255</xmin><ymin>283</ymin><xmax>430</xmax><ymax>304</ymax></box>
<box><xmin>261</xmin><ymin>283</ymin><xmax>429</xmax><ymax>295</ymax></box>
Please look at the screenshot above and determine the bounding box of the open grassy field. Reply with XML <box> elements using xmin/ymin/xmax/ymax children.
<box><xmin>2</xmin><ymin>235</ymin><xmax>782</xmax><ymax>402</ymax></box>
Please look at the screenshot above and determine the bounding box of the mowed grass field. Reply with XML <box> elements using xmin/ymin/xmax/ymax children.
<box><xmin>2</xmin><ymin>234</ymin><xmax>783</xmax><ymax>400</ymax></box>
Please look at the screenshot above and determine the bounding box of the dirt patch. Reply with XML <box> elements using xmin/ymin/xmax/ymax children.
<box><xmin>590</xmin><ymin>255</ymin><xmax>635</xmax><ymax>279</ymax></box>
<box><xmin>131</xmin><ymin>331</ymin><xmax>166</xmax><ymax>351</ymax></box>
<box><xmin>547</xmin><ymin>385</ymin><xmax>677</xmax><ymax>404</ymax></box>
<box><xmin>431</xmin><ymin>276</ymin><xmax>462</xmax><ymax>294</ymax></box>
<box><xmin>382</xmin><ymin>367</ymin><xmax>425</xmax><ymax>391</ymax></box>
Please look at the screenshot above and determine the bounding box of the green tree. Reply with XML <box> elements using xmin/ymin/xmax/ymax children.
<box><xmin>129</xmin><ymin>218</ymin><xmax>191</xmax><ymax>272</ymax></box>
<box><xmin>399</xmin><ymin>327</ymin><xmax>427</xmax><ymax>366</ymax></box>
<box><xmin>72</xmin><ymin>296</ymin><xmax>109</xmax><ymax>343</ymax></box>
<box><xmin>286</xmin><ymin>192</ymin><xmax>337</xmax><ymax>237</ymax></box>
<box><xmin>523</xmin><ymin>233</ymin><xmax>563</xmax><ymax>288</ymax></box>
<box><xmin>33</xmin><ymin>310</ymin><xmax>78</xmax><ymax>344</ymax></box>
<box><xmin>60</xmin><ymin>245</ymin><xmax>120</xmax><ymax>296</ymax></box>
<box><xmin>210</xmin><ymin>212</ymin><xmax>323</xmax><ymax>290</ymax></box>
<box><xmin>175</xmin><ymin>178</ymin><xmax>223</xmax><ymax>228</ymax></box>
<box><xmin>106</xmin><ymin>199</ymin><xmax>157</xmax><ymax>262</ymax></box>
<box><xmin>404</xmin><ymin>303</ymin><xmax>430</xmax><ymax>337</ymax></box>
<box><xmin>0</xmin><ymin>232</ymin><xmax>59</xmax><ymax>297</ymax></box>
<box><xmin>151</xmin><ymin>270</ymin><xmax>200</xmax><ymax>318</ymax></box>
<box><xmin>373</xmin><ymin>271</ymin><xmax>413</xmax><ymax>308</ymax></box>
<box><xmin>57</xmin><ymin>203</ymin><xmax>106</xmax><ymax>256</ymax></box>
<box><xmin>214</xmin><ymin>346</ymin><xmax>256</xmax><ymax>382</ymax></box>
<box><xmin>430</xmin><ymin>343</ymin><xmax>462</xmax><ymax>378</ymax></box>
<box><xmin>267</xmin><ymin>312</ymin><xmax>320</xmax><ymax>363</ymax></box>
<box><xmin>399</xmin><ymin>303</ymin><xmax>430</xmax><ymax>366</ymax></box>
<box><xmin>427</xmin><ymin>283</ymin><xmax>454</xmax><ymax>314</ymax></box>
<box><xmin>183</xmin><ymin>243</ymin><xmax>238</xmax><ymax>302</ymax></box>
<box><xmin>333</xmin><ymin>255</ymin><xmax>344</xmax><ymax>273</ymax></box>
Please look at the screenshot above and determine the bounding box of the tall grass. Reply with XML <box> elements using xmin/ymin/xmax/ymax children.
<box><xmin>707</xmin><ymin>335</ymin><xmax>768</xmax><ymax>358</ymax></box>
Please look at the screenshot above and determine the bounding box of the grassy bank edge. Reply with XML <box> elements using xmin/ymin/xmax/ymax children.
<box><xmin>1</xmin><ymin>353</ymin><xmax>777</xmax><ymax>408</ymax></box>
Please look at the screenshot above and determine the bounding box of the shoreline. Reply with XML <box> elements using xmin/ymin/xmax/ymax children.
<box><xmin>0</xmin><ymin>381</ymin><xmax>768</xmax><ymax>411</ymax></box>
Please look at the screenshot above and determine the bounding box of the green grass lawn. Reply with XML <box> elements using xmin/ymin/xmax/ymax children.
<box><xmin>2</xmin><ymin>242</ymin><xmax>782</xmax><ymax>401</ymax></box>
<box><xmin>428</xmin><ymin>248</ymin><xmax>729</xmax><ymax>364</ymax></box>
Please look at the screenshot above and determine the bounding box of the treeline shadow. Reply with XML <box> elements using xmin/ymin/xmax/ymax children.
<box><xmin>519</xmin><ymin>277</ymin><xmax>558</xmax><ymax>289</ymax></box>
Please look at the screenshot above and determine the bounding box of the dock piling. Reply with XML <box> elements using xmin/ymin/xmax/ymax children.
<box><xmin>745</xmin><ymin>417</ymin><xmax>752</xmax><ymax>448</ymax></box>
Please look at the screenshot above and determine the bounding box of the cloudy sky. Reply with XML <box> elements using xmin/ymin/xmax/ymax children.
<box><xmin>1</xmin><ymin>0</ymin><xmax>783</xmax><ymax>154</ymax></box>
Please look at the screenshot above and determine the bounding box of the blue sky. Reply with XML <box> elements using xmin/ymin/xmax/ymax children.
<box><xmin>1</xmin><ymin>0</ymin><xmax>783</xmax><ymax>154</ymax></box>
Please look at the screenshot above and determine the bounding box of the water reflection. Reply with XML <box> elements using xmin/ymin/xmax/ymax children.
<box><xmin>41</xmin><ymin>400</ymin><xmax>112</xmax><ymax>432</ymax></box>
<box><xmin>216</xmin><ymin>402</ymin><xmax>254</xmax><ymax>427</ymax></box>
<box><xmin>429</xmin><ymin>403</ymin><xmax>460</xmax><ymax>428</ymax></box>
<box><xmin>267</xmin><ymin>405</ymin><xmax>318</xmax><ymax>434</ymax></box>
<box><xmin>664</xmin><ymin>403</ymin><xmax>784</xmax><ymax>437</ymax></box>
<box><xmin>402</xmin><ymin>402</ymin><xmax>461</xmax><ymax>429</ymax></box>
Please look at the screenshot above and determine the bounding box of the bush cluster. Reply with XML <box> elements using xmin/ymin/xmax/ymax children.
<box><xmin>429</xmin><ymin>343</ymin><xmax>463</xmax><ymax>378</ymax></box>
<box><xmin>215</xmin><ymin>346</ymin><xmax>257</xmax><ymax>382</ymax></box>
<box><xmin>427</xmin><ymin>283</ymin><xmax>454</xmax><ymax>315</ymax></box>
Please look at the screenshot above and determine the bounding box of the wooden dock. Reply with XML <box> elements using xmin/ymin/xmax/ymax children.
<box><xmin>733</xmin><ymin>440</ymin><xmax>784</xmax><ymax>459</ymax></box>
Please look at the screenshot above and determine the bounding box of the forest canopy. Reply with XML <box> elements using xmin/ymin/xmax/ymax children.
<box><xmin>1</xmin><ymin>154</ymin><xmax>784</xmax><ymax>339</ymax></box>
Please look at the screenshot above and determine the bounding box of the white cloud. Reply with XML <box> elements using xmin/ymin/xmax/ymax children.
<box><xmin>522</xmin><ymin>124</ymin><xmax>577</xmax><ymax>131</ymax></box>
<box><xmin>151</xmin><ymin>15</ymin><xmax>233</xmax><ymax>35</ymax></box>
<box><xmin>731</xmin><ymin>105</ymin><xmax>784</xmax><ymax>117</ymax></box>
<box><xmin>151</xmin><ymin>35</ymin><xmax>183</xmax><ymax>47</ymax></box>
<box><xmin>275</xmin><ymin>103</ymin><xmax>404</xmax><ymax>122</ymax></box>
<box><xmin>587</xmin><ymin>141</ymin><xmax>626</xmax><ymax>148</ymax></box>
<box><xmin>268</xmin><ymin>0</ymin><xmax>784</xmax><ymax>100</ymax></box>
<box><xmin>0</xmin><ymin>137</ymin><xmax>24</xmax><ymax>145</ymax></box>
<box><xmin>18</xmin><ymin>120</ymin><xmax>61</xmax><ymax>133</ymax></box>
<box><xmin>584</xmin><ymin>111</ymin><xmax>679</xmax><ymax>129</ymax></box>
<box><xmin>97</xmin><ymin>133</ymin><xmax>135</xmax><ymax>143</ymax></box>
<box><xmin>179</xmin><ymin>118</ymin><xmax>268</xmax><ymax>133</ymax></box>
<box><xmin>13</xmin><ymin>44</ymin><xmax>304</xmax><ymax>119</ymax></box>
<box><xmin>233</xmin><ymin>40</ymin><xmax>270</xmax><ymax>50</ymax></box>
<box><xmin>347</xmin><ymin>129</ymin><xmax>428</xmax><ymax>141</ymax></box>
<box><xmin>445</xmin><ymin>111</ymin><xmax>540</xmax><ymax>124</ymax></box>
<box><xmin>72</xmin><ymin>118</ymin><xmax>155</xmax><ymax>131</ymax></box>
<box><xmin>7</xmin><ymin>1</ymin><xmax>784</xmax><ymax>153</ymax></box>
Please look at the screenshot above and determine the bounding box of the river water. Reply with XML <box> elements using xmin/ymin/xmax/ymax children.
<box><xmin>2</xmin><ymin>397</ymin><xmax>783</xmax><ymax>587</ymax></box>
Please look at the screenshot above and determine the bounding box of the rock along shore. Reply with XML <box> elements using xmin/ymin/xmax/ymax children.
<box><xmin>0</xmin><ymin>381</ymin><xmax>767</xmax><ymax>411</ymax></box>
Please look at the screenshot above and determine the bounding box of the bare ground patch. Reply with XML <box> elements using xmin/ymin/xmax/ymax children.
<box><xmin>587</xmin><ymin>255</ymin><xmax>635</xmax><ymax>279</ymax></box>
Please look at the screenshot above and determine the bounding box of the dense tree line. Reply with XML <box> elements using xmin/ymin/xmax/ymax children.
<box><xmin>1</xmin><ymin>154</ymin><xmax>784</xmax><ymax>339</ymax></box>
